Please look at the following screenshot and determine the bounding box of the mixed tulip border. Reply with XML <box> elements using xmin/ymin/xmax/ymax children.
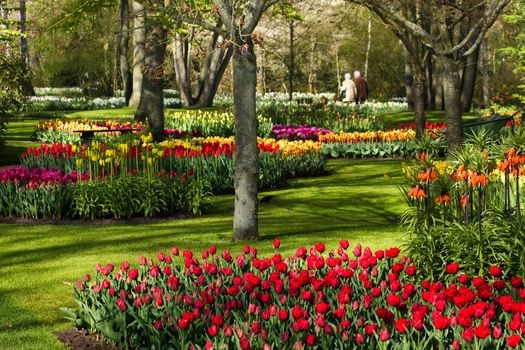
<box><xmin>64</xmin><ymin>241</ymin><xmax>525</xmax><ymax>350</ymax></box>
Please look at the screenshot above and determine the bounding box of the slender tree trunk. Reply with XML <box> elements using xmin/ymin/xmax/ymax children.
<box><xmin>129</xmin><ymin>1</ymin><xmax>145</xmax><ymax>108</ymax></box>
<box><xmin>173</xmin><ymin>36</ymin><xmax>194</xmax><ymax>106</ymax></box>
<box><xmin>118</xmin><ymin>0</ymin><xmax>132</xmax><ymax>104</ymax></box>
<box><xmin>19</xmin><ymin>0</ymin><xmax>34</xmax><ymax>95</ymax></box>
<box><xmin>134</xmin><ymin>3</ymin><xmax>167</xmax><ymax>141</ymax></box>
<box><xmin>288</xmin><ymin>20</ymin><xmax>295</xmax><ymax>102</ymax></box>
<box><xmin>461</xmin><ymin>46</ymin><xmax>480</xmax><ymax>112</ymax></box>
<box><xmin>413</xmin><ymin>64</ymin><xmax>426</xmax><ymax>139</ymax></box>
<box><xmin>441</xmin><ymin>58</ymin><xmax>463</xmax><ymax>150</ymax></box>
<box><xmin>308</xmin><ymin>42</ymin><xmax>317</xmax><ymax>93</ymax></box>
<box><xmin>232</xmin><ymin>36</ymin><xmax>259</xmax><ymax>241</ymax></box>
<box><xmin>404</xmin><ymin>47</ymin><xmax>414</xmax><ymax>111</ymax></box>
<box><xmin>480</xmin><ymin>38</ymin><xmax>490</xmax><ymax>107</ymax></box>
<box><xmin>196</xmin><ymin>33</ymin><xmax>233</xmax><ymax>107</ymax></box>
<box><xmin>425</xmin><ymin>52</ymin><xmax>434</xmax><ymax>110</ymax></box>
<box><xmin>433</xmin><ymin>59</ymin><xmax>445</xmax><ymax>111</ymax></box>
<box><xmin>364</xmin><ymin>9</ymin><xmax>372</xmax><ymax>78</ymax></box>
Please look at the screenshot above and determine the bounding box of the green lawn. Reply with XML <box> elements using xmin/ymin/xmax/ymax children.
<box><xmin>0</xmin><ymin>159</ymin><xmax>406</xmax><ymax>350</ymax></box>
<box><xmin>383</xmin><ymin>110</ymin><xmax>480</xmax><ymax>125</ymax></box>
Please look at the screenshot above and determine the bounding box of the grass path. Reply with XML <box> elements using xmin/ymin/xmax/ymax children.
<box><xmin>0</xmin><ymin>159</ymin><xmax>405</xmax><ymax>350</ymax></box>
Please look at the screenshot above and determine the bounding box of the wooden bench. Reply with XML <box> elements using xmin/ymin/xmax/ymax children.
<box><xmin>74</xmin><ymin>128</ymin><xmax>141</xmax><ymax>144</ymax></box>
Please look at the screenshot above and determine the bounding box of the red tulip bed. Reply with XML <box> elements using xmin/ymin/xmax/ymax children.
<box><xmin>65</xmin><ymin>241</ymin><xmax>525</xmax><ymax>350</ymax></box>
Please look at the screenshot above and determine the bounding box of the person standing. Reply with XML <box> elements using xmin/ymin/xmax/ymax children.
<box><xmin>340</xmin><ymin>73</ymin><xmax>357</xmax><ymax>103</ymax></box>
<box><xmin>354</xmin><ymin>71</ymin><xmax>369</xmax><ymax>104</ymax></box>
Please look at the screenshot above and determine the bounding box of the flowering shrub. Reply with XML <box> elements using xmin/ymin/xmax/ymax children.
<box><xmin>64</xmin><ymin>241</ymin><xmax>525</xmax><ymax>350</ymax></box>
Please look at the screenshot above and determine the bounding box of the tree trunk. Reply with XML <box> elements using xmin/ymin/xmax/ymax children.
<box><xmin>173</xmin><ymin>36</ymin><xmax>194</xmax><ymax>106</ymax></box>
<box><xmin>232</xmin><ymin>36</ymin><xmax>259</xmax><ymax>241</ymax></box>
<box><xmin>425</xmin><ymin>52</ymin><xmax>434</xmax><ymax>110</ymax></box>
<box><xmin>480</xmin><ymin>38</ymin><xmax>490</xmax><ymax>107</ymax></box>
<box><xmin>196</xmin><ymin>34</ymin><xmax>233</xmax><ymax>107</ymax></box>
<box><xmin>308</xmin><ymin>42</ymin><xmax>317</xmax><ymax>93</ymax></box>
<box><xmin>19</xmin><ymin>0</ymin><xmax>34</xmax><ymax>95</ymax></box>
<box><xmin>433</xmin><ymin>59</ymin><xmax>445</xmax><ymax>111</ymax></box>
<box><xmin>404</xmin><ymin>47</ymin><xmax>414</xmax><ymax>111</ymax></box>
<box><xmin>129</xmin><ymin>1</ymin><xmax>145</xmax><ymax>108</ymax></box>
<box><xmin>118</xmin><ymin>0</ymin><xmax>132</xmax><ymax>105</ymax></box>
<box><xmin>461</xmin><ymin>46</ymin><xmax>480</xmax><ymax>112</ymax></box>
<box><xmin>441</xmin><ymin>58</ymin><xmax>463</xmax><ymax>150</ymax></box>
<box><xmin>364</xmin><ymin>10</ymin><xmax>372</xmax><ymax>78</ymax></box>
<box><xmin>174</xmin><ymin>31</ymin><xmax>233</xmax><ymax>107</ymax></box>
<box><xmin>134</xmin><ymin>3</ymin><xmax>167</xmax><ymax>142</ymax></box>
<box><xmin>288</xmin><ymin>20</ymin><xmax>295</xmax><ymax>102</ymax></box>
<box><xmin>412</xmin><ymin>63</ymin><xmax>426</xmax><ymax>139</ymax></box>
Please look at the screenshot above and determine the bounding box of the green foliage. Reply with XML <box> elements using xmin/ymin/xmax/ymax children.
<box><xmin>0</xmin><ymin>49</ymin><xmax>29</xmax><ymax>149</ymax></box>
<box><xmin>402</xmin><ymin>130</ymin><xmax>525</xmax><ymax>278</ymax></box>
<box><xmin>70</xmin><ymin>175</ymin><xmax>210</xmax><ymax>219</ymax></box>
<box><xmin>321</xmin><ymin>142</ymin><xmax>418</xmax><ymax>159</ymax></box>
<box><xmin>0</xmin><ymin>182</ymin><xmax>71</xmax><ymax>219</ymax></box>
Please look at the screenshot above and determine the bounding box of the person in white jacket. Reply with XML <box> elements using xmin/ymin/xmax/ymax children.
<box><xmin>340</xmin><ymin>73</ymin><xmax>357</xmax><ymax>103</ymax></box>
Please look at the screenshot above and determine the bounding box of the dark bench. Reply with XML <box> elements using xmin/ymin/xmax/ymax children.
<box><xmin>74</xmin><ymin>128</ymin><xmax>141</xmax><ymax>144</ymax></box>
<box><xmin>461</xmin><ymin>113</ymin><xmax>517</xmax><ymax>136</ymax></box>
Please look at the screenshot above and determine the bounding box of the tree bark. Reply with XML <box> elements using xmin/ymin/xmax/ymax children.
<box><xmin>461</xmin><ymin>46</ymin><xmax>480</xmax><ymax>112</ymax></box>
<box><xmin>232</xmin><ymin>36</ymin><xmax>259</xmax><ymax>241</ymax></box>
<box><xmin>288</xmin><ymin>20</ymin><xmax>295</xmax><ymax>102</ymax></box>
<box><xmin>129</xmin><ymin>1</ymin><xmax>145</xmax><ymax>108</ymax></box>
<box><xmin>196</xmin><ymin>33</ymin><xmax>233</xmax><ymax>107</ymax></box>
<box><xmin>118</xmin><ymin>0</ymin><xmax>132</xmax><ymax>105</ymax></box>
<box><xmin>480</xmin><ymin>38</ymin><xmax>490</xmax><ymax>107</ymax></box>
<box><xmin>364</xmin><ymin>9</ymin><xmax>372</xmax><ymax>78</ymax></box>
<box><xmin>432</xmin><ymin>59</ymin><xmax>445</xmax><ymax>111</ymax></box>
<box><xmin>425</xmin><ymin>52</ymin><xmax>434</xmax><ymax>110</ymax></box>
<box><xmin>174</xmin><ymin>31</ymin><xmax>233</xmax><ymax>107</ymax></box>
<box><xmin>19</xmin><ymin>0</ymin><xmax>34</xmax><ymax>95</ymax></box>
<box><xmin>404</xmin><ymin>47</ymin><xmax>414</xmax><ymax>111</ymax></box>
<box><xmin>413</xmin><ymin>64</ymin><xmax>427</xmax><ymax>139</ymax></box>
<box><xmin>134</xmin><ymin>2</ymin><xmax>167</xmax><ymax>142</ymax></box>
<box><xmin>441</xmin><ymin>58</ymin><xmax>463</xmax><ymax>150</ymax></box>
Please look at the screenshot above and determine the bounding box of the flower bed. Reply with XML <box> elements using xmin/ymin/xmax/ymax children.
<box><xmin>34</xmin><ymin>119</ymin><xmax>202</xmax><ymax>144</ymax></box>
<box><xmin>271</xmin><ymin>125</ymin><xmax>332</xmax><ymax>141</ymax></box>
<box><xmin>0</xmin><ymin>167</ymin><xmax>208</xmax><ymax>219</ymax></box>
<box><xmin>165</xmin><ymin>111</ymin><xmax>273</xmax><ymax>138</ymax></box>
<box><xmin>19</xmin><ymin>137</ymin><xmax>326</xmax><ymax>194</ymax></box>
<box><xmin>64</xmin><ymin>241</ymin><xmax>525</xmax><ymax>350</ymax></box>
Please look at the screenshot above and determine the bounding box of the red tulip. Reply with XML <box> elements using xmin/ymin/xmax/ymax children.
<box><xmin>507</xmin><ymin>334</ymin><xmax>521</xmax><ymax>348</ymax></box>
<box><xmin>446</xmin><ymin>263</ymin><xmax>460</xmax><ymax>274</ymax></box>
<box><xmin>273</xmin><ymin>239</ymin><xmax>281</xmax><ymax>249</ymax></box>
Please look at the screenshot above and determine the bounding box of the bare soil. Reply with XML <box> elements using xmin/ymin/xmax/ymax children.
<box><xmin>56</xmin><ymin>329</ymin><xmax>117</xmax><ymax>350</ymax></box>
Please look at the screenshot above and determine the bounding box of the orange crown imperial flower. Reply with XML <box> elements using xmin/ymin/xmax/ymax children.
<box><xmin>407</xmin><ymin>185</ymin><xmax>427</xmax><ymax>199</ymax></box>
<box><xmin>417</xmin><ymin>168</ymin><xmax>437</xmax><ymax>182</ymax></box>
<box><xmin>470</xmin><ymin>172</ymin><xmax>490</xmax><ymax>187</ymax></box>
<box><xmin>434</xmin><ymin>194</ymin><xmax>451</xmax><ymax>205</ymax></box>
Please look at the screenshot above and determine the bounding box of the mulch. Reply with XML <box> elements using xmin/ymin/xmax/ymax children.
<box><xmin>0</xmin><ymin>212</ymin><xmax>193</xmax><ymax>225</ymax></box>
<box><xmin>56</xmin><ymin>329</ymin><xmax>117</xmax><ymax>350</ymax></box>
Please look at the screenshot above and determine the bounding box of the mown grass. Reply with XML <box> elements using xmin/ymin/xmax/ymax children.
<box><xmin>0</xmin><ymin>159</ymin><xmax>406</xmax><ymax>350</ymax></box>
